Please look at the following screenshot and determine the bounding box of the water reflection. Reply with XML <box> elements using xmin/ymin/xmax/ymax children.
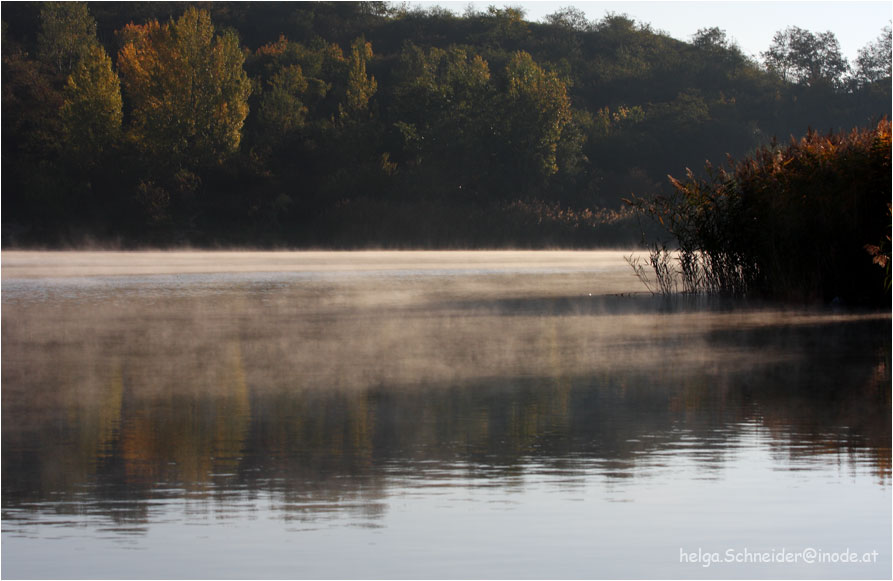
<box><xmin>2</xmin><ymin>264</ymin><xmax>890</xmax><ymax>578</ymax></box>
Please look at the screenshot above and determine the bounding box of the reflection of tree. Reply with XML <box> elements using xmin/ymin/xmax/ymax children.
<box><xmin>118</xmin><ymin>341</ymin><xmax>251</xmax><ymax>487</ymax></box>
<box><xmin>3</xmin><ymin>285</ymin><xmax>890</xmax><ymax>530</ymax></box>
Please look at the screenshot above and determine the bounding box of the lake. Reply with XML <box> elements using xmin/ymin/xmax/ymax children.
<box><xmin>2</xmin><ymin>250</ymin><xmax>890</xmax><ymax>579</ymax></box>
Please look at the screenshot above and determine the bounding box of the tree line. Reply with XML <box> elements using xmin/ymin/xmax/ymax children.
<box><xmin>2</xmin><ymin>2</ymin><xmax>890</xmax><ymax>247</ymax></box>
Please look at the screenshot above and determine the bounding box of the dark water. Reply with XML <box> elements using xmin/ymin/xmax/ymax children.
<box><xmin>2</xmin><ymin>252</ymin><xmax>890</xmax><ymax>579</ymax></box>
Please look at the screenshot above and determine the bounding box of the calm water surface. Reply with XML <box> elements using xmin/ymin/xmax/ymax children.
<box><xmin>2</xmin><ymin>251</ymin><xmax>890</xmax><ymax>579</ymax></box>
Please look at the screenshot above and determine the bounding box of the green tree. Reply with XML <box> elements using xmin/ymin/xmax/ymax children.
<box><xmin>393</xmin><ymin>43</ymin><xmax>491</xmax><ymax>149</ymax></box>
<box><xmin>595</xmin><ymin>12</ymin><xmax>638</xmax><ymax>35</ymax></box>
<box><xmin>392</xmin><ymin>42</ymin><xmax>493</xmax><ymax>193</ymax></box>
<box><xmin>545</xmin><ymin>7</ymin><xmax>591</xmax><ymax>32</ymax></box>
<box><xmin>117</xmin><ymin>7</ymin><xmax>251</xmax><ymax>169</ymax></box>
<box><xmin>692</xmin><ymin>27</ymin><xmax>730</xmax><ymax>51</ymax></box>
<box><xmin>37</xmin><ymin>1</ymin><xmax>98</xmax><ymax>77</ymax></box>
<box><xmin>854</xmin><ymin>24</ymin><xmax>892</xmax><ymax>86</ymax></box>
<box><xmin>2</xmin><ymin>20</ymin><xmax>67</xmax><ymax>230</ymax></box>
<box><xmin>60</xmin><ymin>44</ymin><xmax>122</xmax><ymax>164</ymax></box>
<box><xmin>763</xmin><ymin>27</ymin><xmax>849</xmax><ymax>89</ymax></box>
<box><xmin>257</xmin><ymin>64</ymin><xmax>309</xmax><ymax>138</ymax></box>
<box><xmin>485</xmin><ymin>6</ymin><xmax>528</xmax><ymax>44</ymax></box>
<box><xmin>247</xmin><ymin>35</ymin><xmax>347</xmax><ymax>132</ymax></box>
<box><xmin>690</xmin><ymin>27</ymin><xmax>750</xmax><ymax>80</ymax></box>
<box><xmin>500</xmin><ymin>51</ymin><xmax>572</xmax><ymax>179</ymax></box>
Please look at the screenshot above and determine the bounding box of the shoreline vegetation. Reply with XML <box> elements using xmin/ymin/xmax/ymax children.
<box><xmin>627</xmin><ymin>120</ymin><xmax>891</xmax><ymax>306</ymax></box>
<box><xmin>2</xmin><ymin>2</ymin><xmax>891</xmax><ymax>304</ymax></box>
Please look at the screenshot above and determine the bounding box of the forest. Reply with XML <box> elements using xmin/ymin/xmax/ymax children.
<box><xmin>2</xmin><ymin>1</ymin><xmax>891</xmax><ymax>248</ymax></box>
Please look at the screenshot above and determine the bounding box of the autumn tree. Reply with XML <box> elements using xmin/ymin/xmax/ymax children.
<box><xmin>341</xmin><ymin>35</ymin><xmax>377</xmax><ymax>120</ymax></box>
<box><xmin>117</xmin><ymin>7</ymin><xmax>251</xmax><ymax>169</ymax></box>
<box><xmin>2</xmin><ymin>1</ymin><xmax>890</xmax><ymax>247</ymax></box>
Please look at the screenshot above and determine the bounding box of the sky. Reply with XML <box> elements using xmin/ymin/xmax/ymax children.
<box><xmin>403</xmin><ymin>1</ymin><xmax>892</xmax><ymax>63</ymax></box>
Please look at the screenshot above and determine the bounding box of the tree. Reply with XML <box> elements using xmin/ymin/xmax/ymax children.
<box><xmin>37</xmin><ymin>1</ymin><xmax>98</xmax><ymax>77</ymax></box>
<box><xmin>485</xmin><ymin>6</ymin><xmax>529</xmax><ymax>44</ymax></box>
<box><xmin>2</xmin><ymin>21</ymin><xmax>67</xmax><ymax>228</ymax></box>
<box><xmin>692</xmin><ymin>27</ymin><xmax>731</xmax><ymax>51</ymax></box>
<box><xmin>257</xmin><ymin>65</ymin><xmax>309</xmax><ymax>138</ymax></box>
<box><xmin>342</xmin><ymin>35</ymin><xmax>377</xmax><ymax>120</ymax></box>
<box><xmin>545</xmin><ymin>7</ymin><xmax>590</xmax><ymax>32</ymax></box>
<box><xmin>247</xmin><ymin>35</ymin><xmax>347</xmax><ymax>129</ymax></box>
<box><xmin>763</xmin><ymin>26</ymin><xmax>849</xmax><ymax>89</ymax></box>
<box><xmin>500</xmin><ymin>51</ymin><xmax>573</xmax><ymax>179</ymax></box>
<box><xmin>691</xmin><ymin>27</ymin><xmax>748</xmax><ymax>77</ymax></box>
<box><xmin>117</xmin><ymin>7</ymin><xmax>251</xmax><ymax>169</ymax></box>
<box><xmin>394</xmin><ymin>43</ymin><xmax>491</xmax><ymax>124</ymax></box>
<box><xmin>392</xmin><ymin>43</ymin><xmax>492</xmax><ymax>174</ymax></box>
<box><xmin>3</xmin><ymin>23</ymin><xmax>63</xmax><ymax>160</ymax></box>
<box><xmin>596</xmin><ymin>12</ymin><xmax>638</xmax><ymax>35</ymax></box>
<box><xmin>60</xmin><ymin>44</ymin><xmax>122</xmax><ymax>164</ymax></box>
<box><xmin>854</xmin><ymin>24</ymin><xmax>892</xmax><ymax>85</ymax></box>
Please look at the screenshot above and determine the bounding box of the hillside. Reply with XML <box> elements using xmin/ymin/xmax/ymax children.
<box><xmin>2</xmin><ymin>2</ymin><xmax>890</xmax><ymax>247</ymax></box>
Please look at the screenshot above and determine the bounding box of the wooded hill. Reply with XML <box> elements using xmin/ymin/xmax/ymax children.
<box><xmin>2</xmin><ymin>2</ymin><xmax>890</xmax><ymax>247</ymax></box>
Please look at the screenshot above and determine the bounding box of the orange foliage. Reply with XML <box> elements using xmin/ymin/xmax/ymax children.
<box><xmin>635</xmin><ymin>119</ymin><xmax>891</xmax><ymax>302</ymax></box>
<box><xmin>116</xmin><ymin>8</ymin><xmax>250</xmax><ymax>167</ymax></box>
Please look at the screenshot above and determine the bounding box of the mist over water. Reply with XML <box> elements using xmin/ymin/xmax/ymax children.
<box><xmin>2</xmin><ymin>251</ymin><xmax>890</xmax><ymax>579</ymax></box>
